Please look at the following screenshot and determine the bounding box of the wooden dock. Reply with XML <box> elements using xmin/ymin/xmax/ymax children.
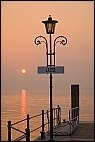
<box><xmin>34</xmin><ymin>121</ymin><xmax>94</xmax><ymax>141</ymax></box>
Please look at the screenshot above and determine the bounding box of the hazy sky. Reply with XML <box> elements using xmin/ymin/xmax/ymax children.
<box><xmin>1</xmin><ymin>1</ymin><xmax>94</xmax><ymax>90</ymax></box>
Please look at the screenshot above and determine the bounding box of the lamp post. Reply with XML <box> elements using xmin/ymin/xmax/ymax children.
<box><xmin>35</xmin><ymin>15</ymin><xmax>67</xmax><ymax>141</ymax></box>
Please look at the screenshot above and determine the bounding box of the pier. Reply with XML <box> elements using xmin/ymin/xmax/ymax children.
<box><xmin>7</xmin><ymin>85</ymin><xmax>93</xmax><ymax>141</ymax></box>
<box><xmin>7</xmin><ymin>85</ymin><xmax>94</xmax><ymax>141</ymax></box>
<box><xmin>7</xmin><ymin>105</ymin><xmax>62</xmax><ymax>141</ymax></box>
<box><xmin>7</xmin><ymin>105</ymin><xmax>94</xmax><ymax>141</ymax></box>
<box><xmin>34</xmin><ymin>121</ymin><xmax>94</xmax><ymax>141</ymax></box>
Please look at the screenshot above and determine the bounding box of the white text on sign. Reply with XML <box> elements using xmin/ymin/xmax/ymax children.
<box><xmin>38</xmin><ymin>66</ymin><xmax>64</xmax><ymax>74</ymax></box>
<box><xmin>46</xmin><ymin>67</ymin><xmax>55</xmax><ymax>73</ymax></box>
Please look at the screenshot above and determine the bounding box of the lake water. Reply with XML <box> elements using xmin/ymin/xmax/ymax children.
<box><xmin>1</xmin><ymin>89</ymin><xmax>94</xmax><ymax>141</ymax></box>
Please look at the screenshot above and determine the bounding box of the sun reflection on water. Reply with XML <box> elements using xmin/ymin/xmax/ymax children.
<box><xmin>21</xmin><ymin>90</ymin><xmax>26</xmax><ymax>118</ymax></box>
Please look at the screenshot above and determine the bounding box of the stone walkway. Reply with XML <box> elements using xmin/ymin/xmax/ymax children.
<box><xmin>34</xmin><ymin>121</ymin><xmax>94</xmax><ymax>141</ymax></box>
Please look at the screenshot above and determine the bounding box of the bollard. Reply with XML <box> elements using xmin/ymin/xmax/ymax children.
<box><xmin>40</xmin><ymin>110</ymin><xmax>45</xmax><ymax>139</ymax></box>
<box><xmin>63</xmin><ymin>119</ymin><xmax>66</xmax><ymax>123</ymax></box>
<box><xmin>8</xmin><ymin>120</ymin><xmax>11</xmax><ymax>141</ymax></box>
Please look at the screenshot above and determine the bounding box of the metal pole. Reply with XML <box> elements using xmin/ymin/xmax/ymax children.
<box><xmin>8</xmin><ymin>120</ymin><xmax>11</xmax><ymax>141</ymax></box>
<box><xmin>69</xmin><ymin>110</ymin><xmax>71</xmax><ymax>132</ymax></box>
<box><xmin>49</xmin><ymin>33</ymin><xmax>53</xmax><ymax>140</ymax></box>
<box><xmin>26</xmin><ymin>114</ymin><xmax>30</xmax><ymax>141</ymax></box>
<box><xmin>40</xmin><ymin>110</ymin><xmax>45</xmax><ymax>139</ymax></box>
<box><xmin>57</xmin><ymin>105</ymin><xmax>59</xmax><ymax>124</ymax></box>
<box><xmin>50</xmin><ymin>73</ymin><xmax>53</xmax><ymax>140</ymax></box>
<box><xmin>27</xmin><ymin>114</ymin><xmax>29</xmax><ymax>131</ymax></box>
<box><xmin>42</xmin><ymin>110</ymin><xmax>44</xmax><ymax>132</ymax></box>
<box><xmin>54</xmin><ymin>108</ymin><xmax>55</xmax><ymax>127</ymax></box>
<box><xmin>25</xmin><ymin>128</ymin><xmax>30</xmax><ymax>142</ymax></box>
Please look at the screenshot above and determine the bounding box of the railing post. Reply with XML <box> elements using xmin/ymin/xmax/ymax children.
<box><xmin>47</xmin><ymin>110</ymin><xmax>49</xmax><ymax>131</ymax></box>
<box><xmin>57</xmin><ymin>105</ymin><xmax>61</xmax><ymax>125</ymax></box>
<box><xmin>25</xmin><ymin>128</ymin><xmax>30</xmax><ymax>142</ymax></box>
<box><xmin>26</xmin><ymin>114</ymin><xmax>30</xmax><ymax>141</ymax></box>
<box><xmin>69</xmin><ymin>110</ymin><xmax>71</xmax><ymax>133</ymax></box>
<box><xmin>59</xmin><ymin>105</ymin><xmax>61</xmax><ymax>123</ymax></box>
<box><xmin>56</xmin><ymin>107</ymin><xmax>58</xmax><ymax>125</ymax></box>
<box><xmin>54</xmin><ymin>108</ymin><xmax>55</xmax><ymax>127</ymax></box>
<box><xmin>75</xmin><ymin>108</ymin><xmax>77</xmax><ymax>125</ymax></box>
<box><xmin>40</xmin><ymin>110</ymin><xmax>45</xmax><ymax>139</ymax></box>
<box><xmin>78</xmin><ymin>107</ymin><xmax>79</xmax><ymax>123</ymax></box>
<box><xmin>8</xmin><ymin>120</ymin><xmax>11</xmax><ymax>141</ymax></box>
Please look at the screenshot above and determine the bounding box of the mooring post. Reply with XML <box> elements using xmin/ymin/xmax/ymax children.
<box><xmin>26</xmin><ymin>114</ymin><xmax>30</xmax><ymax>141</ymax></box>
<box><xmin>8</xmin><ymin>120</ymin><xmax>11</xmax><ymax>141</ymax></box>
<box><xmin>40</xmin><ymin>110</ymin><xmax>45</xmax><ymax>139</ymax></box>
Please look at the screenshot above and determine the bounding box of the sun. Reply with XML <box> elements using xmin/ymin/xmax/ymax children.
<box><xmin>21</xmin><ymin>69</ymin><xmax>26</xmax><ymax>74</ymax></box>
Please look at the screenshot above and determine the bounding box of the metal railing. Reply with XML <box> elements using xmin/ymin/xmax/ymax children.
<box><xmin>53</xmin><ymin>107</ymin><xmax>79</xmax><ymax>136</ymax></box>
<box><xmin>7</xmin><ymin>105</ymin><xmax>61</xmax><ymax>141</ymax></box>
<box><xmin>69</xmin><ymin>107</ymin><xmax>79</xmax><ymax>134</ymax></box>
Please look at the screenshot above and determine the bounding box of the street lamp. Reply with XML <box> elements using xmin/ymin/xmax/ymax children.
<box><xmin>35</xmin><ymin>15</ymin><xmax>67</xmax><ymax>141</ymax></box>
<box><xmin>42</xmin><ymin>15</ymin><xmax>58</xmax><ymax>34</ymax></box>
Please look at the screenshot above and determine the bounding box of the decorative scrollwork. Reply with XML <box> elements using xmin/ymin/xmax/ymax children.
<box><xmin>34</xmin><ymin>35</ymin><xmax>67</xmax><ymax>67</ymax></box>
<box><xmin>34</xmin><ymin>35</ymin><xmax>48</xmax><ymax>47</ymax></box>
<box><xmin>53</xmin><ymin>35</ymin><xmax>67</xmax><ymax>66</ymax></box>
<box><xmin>34</xmin><ymin>35</ymin><xmax>48</xmax><ymax>66</ymax></box>
<box><xmin>54</xmin><ymin>36</ymin><xmax>67</xmax><ymax>46</ymax></box>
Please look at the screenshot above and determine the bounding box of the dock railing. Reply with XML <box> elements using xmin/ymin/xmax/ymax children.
<box><xmin>53</xmin><ymin>106</ymin><xmax>79</xmax><ymax>136</ymax></box>
<box><xmin>7</xmin><ymin>105</ymin><xmax>61</xmax><ymax>141</ymax></box>
<box><xmin>69</xmin><ymin>107</ymin><xmax>79</xmax><ymax>134</ymax></box>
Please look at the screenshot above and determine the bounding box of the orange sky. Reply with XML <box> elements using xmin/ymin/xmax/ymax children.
<box><xmin>1</xmin><ymin>1</ymin><xmax>94</xmax><ymax>91</ymax></box>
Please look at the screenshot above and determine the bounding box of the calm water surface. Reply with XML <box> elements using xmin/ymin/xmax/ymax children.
<box><xmin>1</xmin><ymin>89</ymin><xmax>94</xmax><ymax>141</ymax></box>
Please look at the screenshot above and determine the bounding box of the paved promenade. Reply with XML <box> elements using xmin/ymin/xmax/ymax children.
<box><xmin>34</xmin><ymin>121</ymin><xmax>94</xmax><ymax>141</ymax></box>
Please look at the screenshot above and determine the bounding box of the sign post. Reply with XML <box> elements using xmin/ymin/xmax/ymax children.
<box><xmin>35</xmin><ymin>15</ymin><xmax>67</xmax><ymax>141</ymax></box>
<box><xmin>38</xmin><ymin>66</ymin><xmax>64</xmax><ymax>74</ymax></box>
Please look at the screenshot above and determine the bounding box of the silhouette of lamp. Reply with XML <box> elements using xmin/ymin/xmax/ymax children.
<box><xmin>35</xmin><ymin>15</ymin><xmax>67</xmax><ymax>141</ymax></box>
<box><xmin>42</xmin><ymin>15</ymin><xmax>58</xmax><ymax>141</ymax></box>
<box><xmin>42</xmin><ymin>15</ymin><xmax>58</xmax><ymax>34</ymax></box>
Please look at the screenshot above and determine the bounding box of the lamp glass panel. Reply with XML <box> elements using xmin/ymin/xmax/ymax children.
<box><xmin>48</xmin><ymin>23</ymin><xmax>52</xmax><ymax>33</ymax></box>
